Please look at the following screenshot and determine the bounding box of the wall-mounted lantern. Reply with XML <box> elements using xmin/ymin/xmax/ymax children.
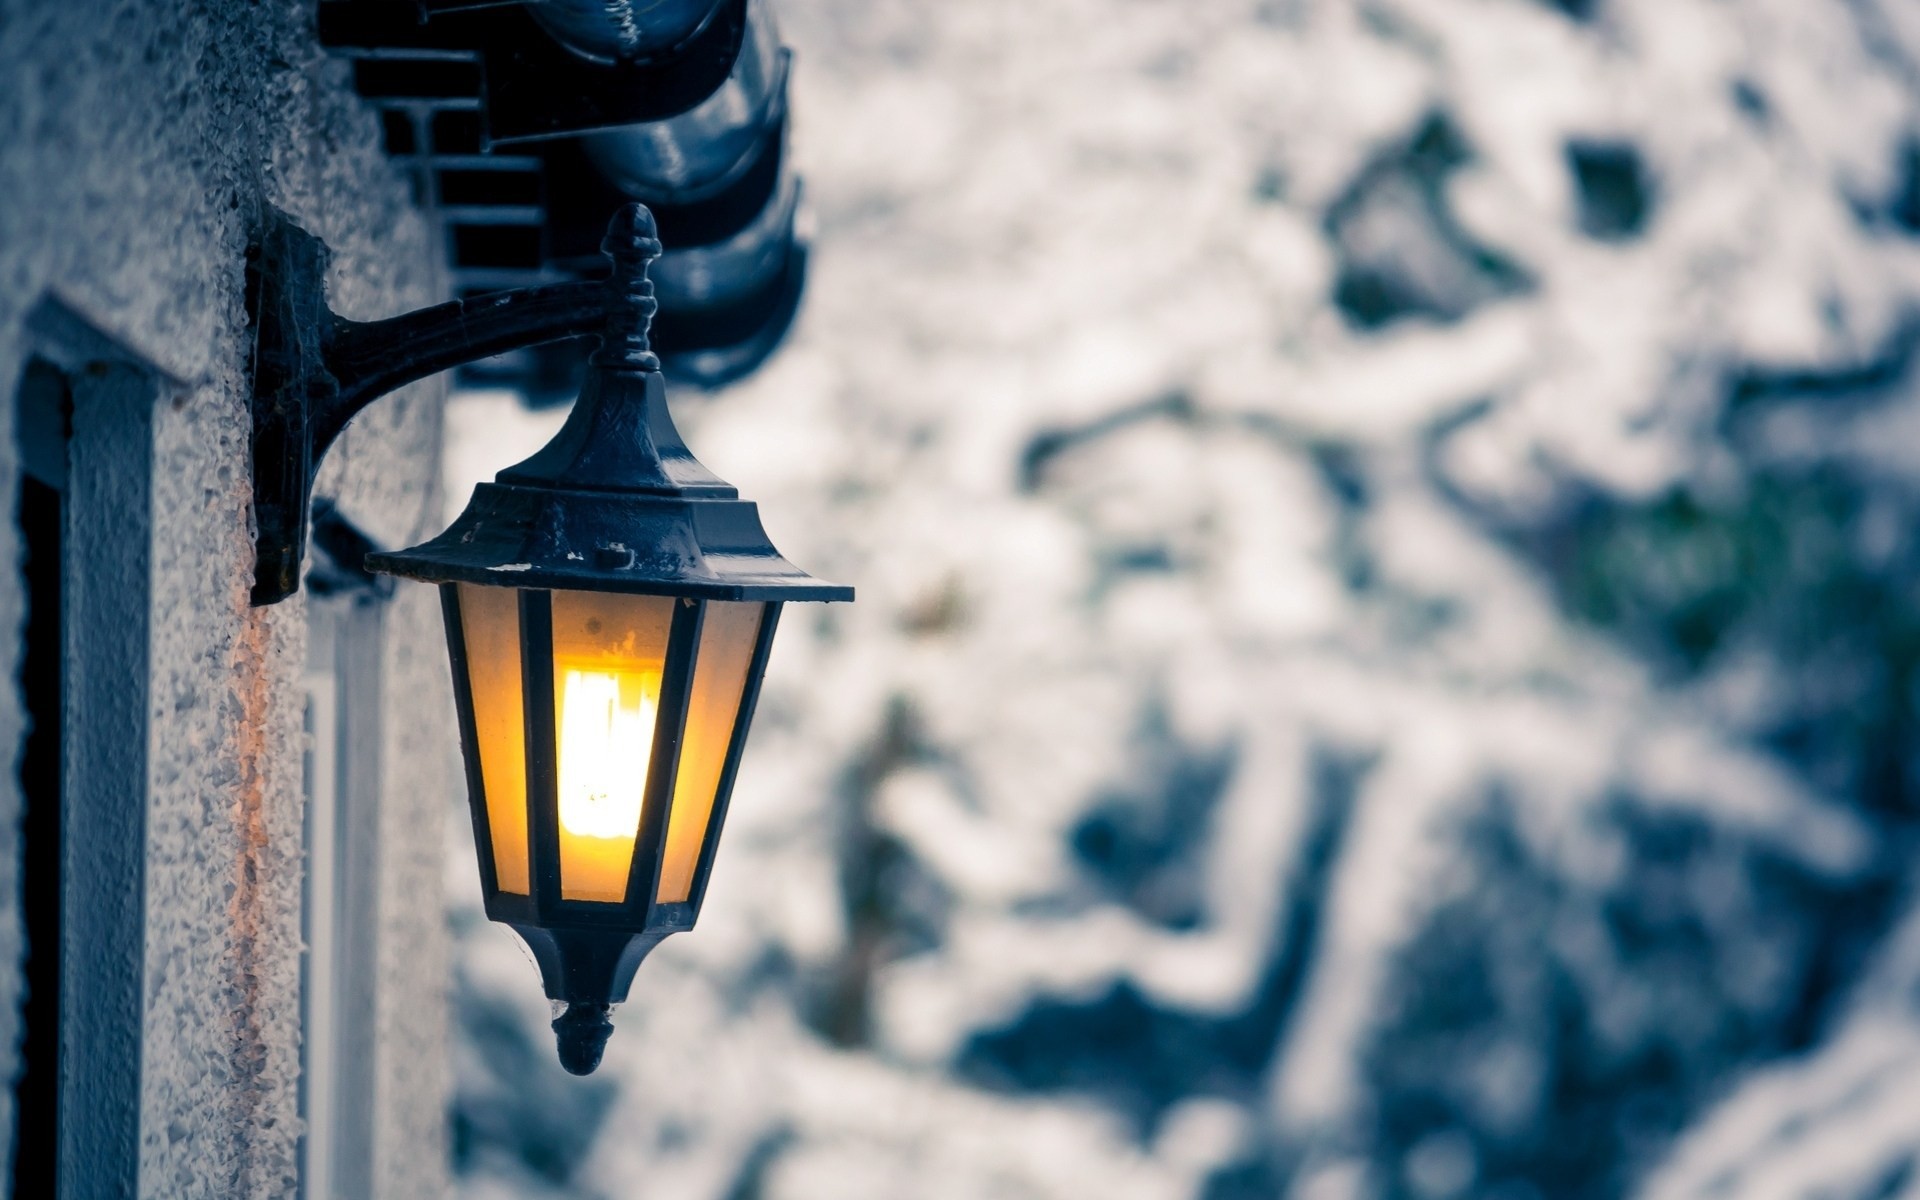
<box><xmin>250</xmin><ymin>203</ymin><xmax>850</xmax><ymax>1072</ymax></box>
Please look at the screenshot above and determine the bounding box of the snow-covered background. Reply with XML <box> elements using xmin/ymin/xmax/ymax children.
<box><xmin>441</xmin><ymin>1</ymin><xmax>1920</xmax><ymax>1196</ymax></box>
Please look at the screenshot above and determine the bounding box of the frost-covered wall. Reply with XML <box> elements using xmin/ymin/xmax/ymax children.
<box><xmin>0</xmin><ymin>1</ymin><xmax>450</xmax><ymax>1195</ymax></box>
<box><xmin>447</xmin><ymin>1</ymin><xmax>1920</xmax><ymax>1199</ymax></box>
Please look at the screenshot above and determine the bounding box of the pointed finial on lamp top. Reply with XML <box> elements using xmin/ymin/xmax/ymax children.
<box><xmin>552</xmin><ymin>1001</ymin><xmax>616</xmax><ymax>1076</ymax></box>
<box><xmin>591</xmin><ymin>202</ymin><xmax>663</xmax><ymax>374</ymax></box>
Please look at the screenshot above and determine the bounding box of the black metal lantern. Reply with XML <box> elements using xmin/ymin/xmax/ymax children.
<box><xmin>365</xmin><ymin>207</ymin><xmax>850</xmax><ymax>1074</ymax></box>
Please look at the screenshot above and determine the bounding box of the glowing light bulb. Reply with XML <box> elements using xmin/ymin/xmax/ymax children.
<box><xmin>555</xmin><ymin>666</ymin><xmax>660</xmax><ymax>900</ymax></box>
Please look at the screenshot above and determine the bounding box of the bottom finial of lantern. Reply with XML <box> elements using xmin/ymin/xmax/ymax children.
<box><xmin>511</xmin><ymin>923</ymin><xmax>680</xmax><ymax>1073</ymax></box>
<box><xmin>553</xmin><ymin>1001</ymin><xmax>616</xmax><ymax>1075</ymax></box>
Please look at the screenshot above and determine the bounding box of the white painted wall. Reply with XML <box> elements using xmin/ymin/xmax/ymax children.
<box><xmin>0</xmin><ymin>2</ymin><xmax>453</xmax><ymax>1195</ymax></box>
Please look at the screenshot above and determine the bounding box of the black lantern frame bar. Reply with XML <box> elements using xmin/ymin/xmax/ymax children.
<box><xmin>441</xmin><ymin>585</ymin><xmax>783</xmax><ymax>1000</ymax></box>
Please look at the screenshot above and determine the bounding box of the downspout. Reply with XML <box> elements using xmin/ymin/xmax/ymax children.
<box><xmin>531</xmin><ymin>0</ymin><xmax>800</xmax><ymax>386</ymax></box>
<box><xmin>525</xmin><ymin>0</ymin><xmax>730</xmax><ymax>63</ymax></box>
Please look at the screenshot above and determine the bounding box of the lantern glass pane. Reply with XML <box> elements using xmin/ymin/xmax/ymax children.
<box><xmin>658</xmin><ymin>601</ymin><xmax>766</xmax><ymax>903</ymax></box>
<box><xmin>549</xmin><ymin>590</ymin><xmax>677</xmax><ymax>902</ymax></box>
<box><xmin>456</xmin><ymin>583</ymin><xmax>530</xmax><ymax>895</ymax></box>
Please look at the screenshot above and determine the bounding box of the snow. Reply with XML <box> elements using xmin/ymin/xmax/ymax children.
<box><xmin>444</xmin><ymin>1</ymin><xmax>1920</xmax><ymax>1197</ymax></box>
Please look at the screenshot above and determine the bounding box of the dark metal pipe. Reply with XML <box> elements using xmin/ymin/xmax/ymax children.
<box><xmin>520</xmin><ymin>0</ymin><xmax>807</xmax><ymax>388</ymax></box>
<box><xmin>579</xmin><ymin>0</ymin><xmax>783</xmax><ymax>200</ymax></box>
<box><xmin>526</xmin><ymin>0</ymin><xmax>729</xmax><ymax>63</ymax></box>
<box><xmin>651</xmin><ymin>171</ymin><xmax>796</xmax><ymax>310</ymax></box>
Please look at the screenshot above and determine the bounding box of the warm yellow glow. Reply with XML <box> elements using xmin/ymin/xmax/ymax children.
<box><xmin>458</xmin><ymin>584</ymin><xmax>529</xmax><ymax>895</ymax></box>
<box><xmin>555</xmin><ymin>664</ymin><xmax>661</xmax><ymax>902</ymax></box>
<box><xmin>558</xmin><ymin>667</ymin><xmax>658</xmax><ymax>832</ymax></box>
<box><xmin>657</xmin><ymin>601</ymin><xmax>765</xmax><ymax>902</ymax></box>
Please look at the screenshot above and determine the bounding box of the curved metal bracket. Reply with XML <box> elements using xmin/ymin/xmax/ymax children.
<box><xmin>245</xmin><ymin>204</ymin><xmax>648</xmax><ymax>605</ymax></box>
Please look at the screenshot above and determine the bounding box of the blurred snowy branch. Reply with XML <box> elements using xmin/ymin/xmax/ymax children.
<box><xmin>446</xmin><ymin>1</ymin><xmax>1920</xmax><ymax>1196</ymax></box>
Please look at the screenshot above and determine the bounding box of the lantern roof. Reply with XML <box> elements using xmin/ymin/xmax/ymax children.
<box><xmin>367</xmin><ymin>204</ymin><xmax>852</xmax><ymax>604</ymax></box>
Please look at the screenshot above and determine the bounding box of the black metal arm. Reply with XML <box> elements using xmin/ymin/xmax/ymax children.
<box><xmin>246</xmin><ymin>204</ymin><xmax>653</xmax><ymax>605</ymax></box>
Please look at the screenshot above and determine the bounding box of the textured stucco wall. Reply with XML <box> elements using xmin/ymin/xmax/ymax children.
<box><xmin>369</xmin><ymin>577</ymin><xmax>455</xmax><ymax>1199</ymax></box>
<box><xmin>0</xmin><ymin>1</ymin><xmax>451</xmax><ymax>1195</ymax></box>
